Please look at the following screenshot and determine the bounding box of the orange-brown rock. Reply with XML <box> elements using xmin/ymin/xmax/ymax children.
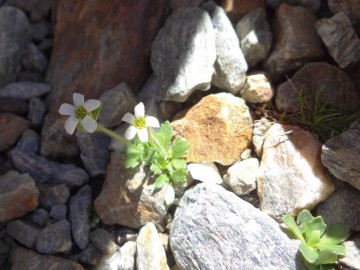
<box><xmin>171</xmin><ymin>93</ymin><xmax>253</xmax><ymax>166</ymax></box>
<box><xmin>46</xmin><ymin>0</ymin><xmax>169</xmax><ymax>112</ymax></box>
<box><xmin>219</xmin><ymin>0</ymin><xmax>266</xmax><ymax>23</ymax></box>
<box><xmin>0</xmin><ymin>113</ymin><xmax>30</xmax><ymax>151</ymax></box>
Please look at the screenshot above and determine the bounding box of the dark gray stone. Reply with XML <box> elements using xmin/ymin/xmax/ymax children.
<box><xmin>170</xmin><ymin>183</ymin><xmax>306</xmax><ymax>270</ymax></box>
<box><xmin>6</xmin><ymin>219</ymin><xmax>41</xmax><ymax>248</ymax></box>
<box><xmin>0</xmin><ymin>98</ymin><xmax>28</xmax><ymax>115</ymax></box>
<box><xmin>15</xmin><ymin>129</ymin><xmax>40</xmax><ymax>154</ymax></box>
<box><xmin>0</xmin><ymin>81</ymin><xmax>51</xmax><ymax>100</ymax></box>
<box><xmin>36</xmin><ymin>220</ymin><xmax>72</xmax><ymax>254</ymax></box>
<box><xmin>22</xmin><ymin>43</ymin><xmax>48</xmax><ymax>73</ymax></box>
<box><xmin>69</xmin><ymin>185</ymin><xmax>92</xmax><ymax>250</ymax></box>
<box><xmin>0</xmin><ymin>6</ymin><xmax>31</xmax><ymax>88</ymax></box>
<box><xmin>38</xmin><ymin>184</ymin><xmax>70</xmax><ymax>209</ymax></box>
<box><xmin>49</xmin><ymin>204</ymin><xmax>67</xmax><ymax>221</ymax></box>
<box><xmin>89</xmin><ymin>228</ymin><xmax>117</xmax><ymax>255</ymax></box>
<box><xmin>266</xmin><ymin>0</ymin><xmax>321</xmax><ymax>12</ymax></box>
<box><xmin>30</xmin><ymin>20</ymin><xmax>51</xmax><ymax>41</ymax></box>
<box><xmin>76</xmin><ymin>131</ymin><xmax>111</xmax><ymax>178</ymax></box>
<box><xmin>17</xmin><ymin>70</ymin><xmax>44</xmax><ymax>82</ymax></box>
<box><xmin>75</xmin><ymin>244</ymin><xmax>103</xmax><ymax>266</ymax></box>
<box><xmin>10</xmin><ymin>150</ymin><xmax>89</xmax><ymax>187</ymax></box>
<box><xmin>27</xmin><ymin>208</ymin><xmax>49</xmax><ymax>227</ymax></box>
<box><xmin>28</xmin><ymin>97</ymin><xmax>46</xmax><ymax>126</ymax></box>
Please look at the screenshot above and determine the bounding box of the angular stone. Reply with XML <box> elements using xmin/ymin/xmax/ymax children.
<box><xmin>202</xmin><ymin>2</ymin><xmax>247</xmax><ymax>94</ymax></box>
<box><xmin>10</xmin><ymin>150</ymin><xmax>89</xmax><ymax>187</ymax></box>
<box><xmin>22</xmin><ymin>43</ymin><xmax>48</xmax><ymax>73</ymax></box>
<box><xmin>236</xmin><ymin>8</ymin><xmax>272</xmax><ymax>67</ymax></box>
<box><xmin>0</xmin><ymin>81</ymin><xmax>51</xmax><ymax>99</ymax></box>
<box><xmin>328</xmin><ymin>0</ymin><xmax>360</xmax><ymax>24</ymax></box>
<box><xmin>276</xmin><ymin>62</ymin><xmax>359</xmax><ymax>113</ymax></box>
<box><xmin>89</xmin><ymin>228</ymin><xmax>117</xmax><ymax>255</ymax></box>
<box><xmin>315</xmin><ymin>183</ymin><xmax>360</xmax><ymax>231</ymax></box>
<box><xmin>170</xmin><ymin>183</ymin><xmax>306</xmax><ymax>270</ymax></box>
<box><xmin>98</xmin><ymin>82</ymin><xmax>137</xmax><ymax>128</ymax></box>
<box><xmin>266</xmin><ymin>0</ymin><xmax>321</xmax><ymax>12</ymax></box>
<box><xmin>46</xmin><ymin>0</ymin><xmax>168</xmax><ymax>112</ymax></box>
<box><xmin>171</xmin><ymin>93</ymin><xmax>253</xmax><ymax>166</ymax></box>
<box><xmin>75</xmin><ymin>244</ymin><xmax>103</xmax><ymax>266</ymax></box>
<box><xmin>36</xmin><ymin>220</ymin><xmax>72</xmax><ymax>254</ymax></box>
<box><xmin>136</xmin><ymin>222</ymin><xmax>169</xmax><ymax>270</ymax></box>
<box><xmin>11</xmin><ymin>247</ymin><xmax>84</xmax><ymax>270</ymax></box>
<box><xmin>6</xmin><ymin>219</ymin><xmax>41</xmax><ymax>248</ymax></box>
<box><xmin>240</xmin><ymin>72</ymin><xmax>273</xmax><ymax>103</ymax></box>
<box><xmin>94</xmin><ymin>152</ymin><xmax>168</xmax><ymax>229</ymax></box>
<box><xmin>76</xmin><ymin>132</ymin><xmax>111</xmax><ymax>177</ymax></box>
<box><xmin>316</xmin><ymin>12</ymin><xmax>360</xmax><ymax>69</ymax></box>
<box><xmin>0</xmin><ymin>98</ymin><xmax>28</xmax><ymax>115</ymax></box>
<box><xmin>0</xmin><ymin>113</ymin><xmax>30</xmax><ymax>151</ymax></box>
<box><xmin>96</xmin><ymin>241</ymin><xmax>137</xmax><ymax>270</ymax></box>
<box><xmin>187</xmin><ymin>162</ymin><xmax>223</xmax><ymax>184</ymax></box>
<box><xmin>0</xmin><ymin>170</ymin><xmax>39</xmax><ymax>223</ymax></box>
<box><xmin>69</xmin><ymin>185</ymin><xmax>92</xmax><ymax>250</ymax></box>
<box><xmin>257</xmin><ymin>123</ymin><xmax>335</xmax><ymax>220</ymax></box>
<box><xmin>49</xmin><ymin>204</ymin><xmax>67</xmax><ymax>221</ymax></box>
<box><xmin>339</xmin><ymin>236</ymin><xmax>360</xmax><ymax>269</ymax></box>
<box><xmin>219</xmin><ymin>0</ymin><xmax>266</xmax><ymax>23</ymax></box>
<box><xmin>28</xmin><ymin>97</ymin><xmax>46</xmax><ymax>126</ymax></box>
<box><xmin>38</xmin><ymin>184</ymin><xmax>70</xmax><ymax>209</ymax></box>
<box><xmin>28</xmin><ymin>208</ymin><xmax>49</xmax><ymax>227</ymax></box>
<box><xmin>223</xmin><ymin>158</ymin><xmax>259</xmax><ymax>195</ymax></box>
<box><xmin>0</xmin><ymin>6</ymin><xmax>31</xmax><ymax>88</ymax></box>
<box><xmin>263</xmin><ymin>4</ymin><xmax>325</xmax><ymax>79</ymax></box>
<box><xmin>151</xmin><ymin>7</ymin><xmax>216</xmax><ymax>102</ymax></box>
<box><xmin>321</xmin><ymin>119</ymin><xmax>360</xmax><ymax>190</ymax></box>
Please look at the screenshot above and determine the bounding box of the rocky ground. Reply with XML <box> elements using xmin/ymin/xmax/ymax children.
<box><xmin>0</xmin><ymin>0</ymin><xmax>360</xmax><ymax>269</ymax></box>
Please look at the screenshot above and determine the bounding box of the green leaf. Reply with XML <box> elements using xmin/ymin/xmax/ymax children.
<box><xmin>171</xmin><ymin>158</ymin><xmax>186</xmax><ymax>170</ymax></box>
<box><xmin>315</xmin><ymin>250</ymin><xmax>338</xmax><ymax>265</ymax></box>
<box><xmin>304</xmin><ymin>217</ymin><xmax>327</xmax><ymax>241</ymax></box>
<box><xmin>150</xmin><ymin>162</ymin><xmax>163</xmax><ymax>175</ymax></box>
<box><xmin>315</xmin><ymin>243</ymin><xmax>346</xmax><ymax>256</ymax></box>
<box><xmin>318</xmin><ymin>224</ymin><xmax>350</xmax><ymax>245</ymax></box>
<box><xmin>170</xmin><ymin>169</ymin><xmax>188</xmax><ymax>186</ymax></box>
<box><xmin>154</xmin><ymin>174</ymin><xmax>169</xmax><ymax>191</ymax></box>
<box><xmin>307</xmin><ymin>230</ymin><xmax>321</xmax><ymax>246</ymax></box>
<box><xmin>158</xmin><ymin>121</ymin><xmax>173</xmax><ymax>143</ymax></box>
<box><xmin>282</xmin><ymin>214</ymin><xmax>306</xmax><ymax>243</ymax></box>
<box><xmin>297</xmin><ymin>210</ymin><xmax>315</xmax><ymax>233</ymax></box>
<box><xmin>124</xmin><ymin>156</ymin><xmax>141</xmax><ymax>168</ymax></box>
<box><xmin>171</xmin><ymin>139</ymin><xmax>189</xmax><ymax>158</ymax></box>
<box><xmin>300</xmin><ymin>243</ymin><xmax>319</xmax><ymax>264</ymax></box>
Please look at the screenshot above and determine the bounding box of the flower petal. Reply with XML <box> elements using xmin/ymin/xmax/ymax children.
<box><xmin>73</xmin><ymin>93</ymin><xmax>84</xmax><ymax>107</ymax></box>
<box><xmin>137</xmin><ymin>128</ymin><xmax>149</xmax><ymax>143</ymax></box>
<box><xmin>64</xmin><ymin>116</ymin><xmax>79</xmax><ymax>135</ymax></box>
<box><xmin>84</xmin><ymin>99</ymin><xmax>101</xmax><ymax>112</ymax></box>
<box><xmin>145</xmin><ymin>116</ymin><xmax>160</xmax><ymax>128</ymax></box>
<box><xmin>59</xmin><ymin>103</ymin><xmax>75</xmax><ymax>116</ymax></box>
<box><xmin>125</xmin><ymin>126</ymin><xmax>137</xmax><ymax>140</ymax></box>
<box><xmin>81</xmin><ymin>115</ymin><xmax>98</xmax><ymax>133</ymax></box>
<box><xmin>122</xmin><ymin>113</ymin><xmax>135</xmax><ymax>124</ymax></box>
<box><xmin>134</xmin><ymin>102</ymin><xmax>145</xmax><ymax>118</ymax></box>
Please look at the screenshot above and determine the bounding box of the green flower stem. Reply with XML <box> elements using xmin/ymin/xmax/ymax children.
<box><xmin>149</xmin><ymin>129</ymin><xmax>168</xmax><ymax>160</ymax></box>
<box><xmin>96</xmin><ymin>124</ymin><xmax>135</xmax><ymax>149</ymax></box>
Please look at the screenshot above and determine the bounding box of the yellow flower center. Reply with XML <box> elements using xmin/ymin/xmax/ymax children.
<box><xmin>75</xmin><ymin>107</ymin><xmax>87</xmax><ymax>120</ymax></box>
<box><xmin>134</xmin><ymin>117</ymin><xmax>146</xmax><ymax>130</ymax></box>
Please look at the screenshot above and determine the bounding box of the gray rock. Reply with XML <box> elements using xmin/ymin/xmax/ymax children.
<box><xmin>328</xmin><ymin>0</ymin><xmax>360</xmax><ymax>24</ymax></box>
<box><xmin>75</xmin><ymin>244</ymin><xmax>103</xmax><ymax>266</ymax></box>
<box><xmin>151</xmin><ymin>7</ymin><xmax>216</xmax><ymax>102</ymax></box>
<box><xmin>76</xmin><ymin>131</ymin><xmax>110</xmax><ymax>177</ymax></box>
<box><xmin>98</xmin><ymin>82</ymin><xmax>137</xmax><ymax>128</ymax></box>
<box><xmin>30</xmin><ymin>20</ymin><xmax>51</xmax><ymax>41</ymax></box>
<box><xmin>22</xmin><ymin>43</ymin><xmax>48</xmax><ymax>73</ymax></box>
<box><xmin>236</xmin><ymin>8</ymin><xmax>272</xmax><ymax>67</ymax></box>
<box><xmin>69</xmin><ymin>185</ymin><xmax>92</xmax><ymax>250</ymax></box>
<box><xmin>49</xmin><ymin>204</ymin><xmax>67</xmax><ymax>221</ymax></box>
<box><xmin>38</xmin><ymin>184</ymin><xmax>70</xmax><ymax>209</ymax></box>
<box><xmin>11</xmin><ymin>246</ymin><xmax>84</xmax><ymax>270</ymax></box>
<box><xmin>14</xmin><ymin>129</ymin><xmax>40</xmax><ymax>154</ymax></box>
<box><xmin>0</xmin><ymin>170</ymin><xmax>39</xmax><ymax>223</ymax></box>
<box><xmin>36</xmin><ymin>220</ymin><xmax>72</xmax><ymax>254</ymax></box>
<box><xmin>316</xmin><ymin>12</ymin><xmax>360</xmax><ymax>69</ymax></box>
<box><xmin>321</xmin><ymin>119</ymin><xmax>360</xmax><ymax>190</ymax></box>
<box><xmin>240</xmin><ymin>72</ymin><xmax>274</xmax><ymax>103</ymax></box>
<box><xmin>170</xmin><ymin>183</ymin><xmax>306</xmax><ymax>270</ymax></box>
<box><xmin>340</xmin><ymin>236</ymin><xmax>360</xmax><ymax>269</ymax></box>
<box><xmin>6</xmin><ymin>219</ymin><xmax>41</xmax><ymax>248</ymax></box>
<box><xmin>96</xmin><ymin>241</ymin><xmax>137</xmax><ymax>270</ymax></box>
<box><xmin>136</xmin><ymin>222</ymin><xmax>169</xmax><ymax>270</ymax></box>
<box><xmin>89</xmin><ymin>228</ymin><xmax>117</xmax><ymax>255</ymax></box>
<box><xmin>0</xmin><ymin>97</ymin><xmax>28</xmax><ymax>115</ymax></box>
<box><xmin>10</xmin><ymin>150</ymin><xmax>89</xmax><ymax>187</ymax></box>
<box><xmin>27</xmin><ymin>208</ymin><xmax>49</xmax><ymax>227</ymax></box>
<box><xmin>17</xmin><ymin>70</ymin><xmax>44</xmax><ymax>82</ymax></box>
<box><xmin>0</xmin><ymin>6</ymin><xmax>31</xmax><ymax>88</ymax></box>
<box><xmin>137</xmin><ymin>74</ymin><xmax>162</xmax><ymax>120</ymax></box>
<box><xmin>0</xmin><ymin>81</ymin><xmax>51</xmax><ymax>100</ymax></box>
<box><xmin>266</xmin><ymin>0</ymin><xmax>321</xmax><ymax>12</ymax></box>
<box><xmin>28</xmin><ymin>97</ymin><xmax>46</xmax><ymax>126</ymax></box>
<box><xmin>202</xmin><ymin>1</ymin><xmax>247</xmax><ymax>94</ymax></box>
<box><xmin>315</xmin><ymin>183</ymin><xmax>360</xmax><ymax>231</ymax></box>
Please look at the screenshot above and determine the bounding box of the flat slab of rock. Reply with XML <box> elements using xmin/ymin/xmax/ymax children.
<box><xmin>257</xmin><ymin>123</ymin><xmax>334</xmax><ymax>220</ymax></box>
<box><xmin>151</xmin><ymin>7</ymin><xmax>216</xmax><ymax>102</ymax></box>
<box><xmin>170</xmin><ymin>183</ymin><xmax>306</xmax><ymax>270</ymax></box>
<box><xmin>171</xmin><ymin>93</ymin><xmax>253</xmax><ymax>166</ymax></box>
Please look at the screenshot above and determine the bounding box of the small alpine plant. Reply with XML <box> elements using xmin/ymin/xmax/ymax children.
<box><xmin>59</xmin><ymin>93</ymin><xmax>189</xmax><ymax>207</ymax></box>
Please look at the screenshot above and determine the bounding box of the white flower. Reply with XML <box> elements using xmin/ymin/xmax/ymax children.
<box><xmin>58</xmin><ymin>93</ymin><xmax>101</xmax><ymax>135</ymax></box>
<box><xmin>122</xmin><ymin>102</ymin><xmax>160</xmax><ymax>143</ymax></box>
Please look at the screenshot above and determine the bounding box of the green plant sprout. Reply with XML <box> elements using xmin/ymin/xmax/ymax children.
<box><xmin>59</xmin><ymin>93</ymin><xmax>189</xmax><ymax>207</ymax></box>
<box><xmin>282</xmin><ymin>210</ymin><xmax>350</xmax><ymax>270</ymax></box>
<box><xmin>279</xmin><ymin>84</ymin><xmax>360</xmax><ymax>142</ymax></box>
